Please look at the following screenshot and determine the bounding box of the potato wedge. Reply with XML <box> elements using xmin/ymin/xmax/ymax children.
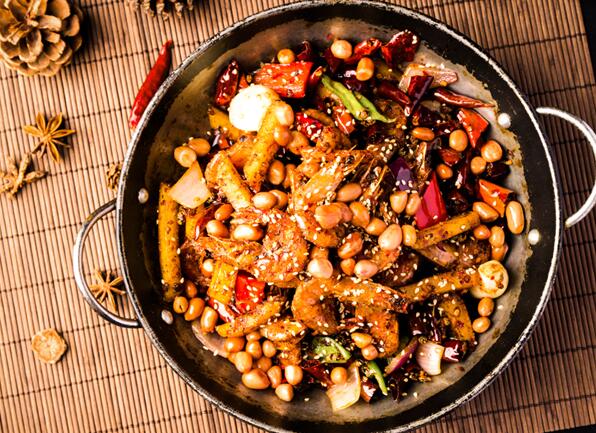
<box><xmin>243</xmin><ymin>101</ymin><xmax>283</xmax><ymax>192</ymax></box>
<box><xmin>215</xmin><ymin>297</ymin><xmax>285</xmax><ymax>337</ymax></box>
<box><xmin>208</xmin><ymin>106</ymin><xmax>243</xmax><ymax>141</ymax></box>
<box><xmin>207</xmin><ymin>261</ymin><xmax>237</xmax><ymax>305</ymax></box>
<box><xmin>438</xmin><ymin>294</ymin><xmax>475</xmax><ymax>343</ymax></box>
<box><xmin>395</xmin><ymin>267</ymin><xmax>480</xmax><ymax>302</ymax></box>
<box><xmin>205</xmin><ymin>151</ymin><xmax>252</xmax><ymax>210</ymax></box>
<box><xmin>158</xmin><ymin>183</ymin><xmax>182</xmax><ymax>301</ymax></box>
<box><xmin>413</xmin><ymin>211</ymin><xmax>480</xmax><ymax>250</ymax></box>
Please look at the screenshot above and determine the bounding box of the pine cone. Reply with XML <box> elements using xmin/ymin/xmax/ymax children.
<box><xmin>131</xmin><ymin>0</ymin><xmax>195</xmax><ymax>18</ymax></box>
<box><xmin>0</xmin><ymin>0</ymin><xmax>83</xmax><ymax>77</ymax></box>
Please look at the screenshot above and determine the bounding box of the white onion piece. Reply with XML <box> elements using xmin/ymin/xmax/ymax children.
<box><xmin>326</xmin><ymin>362</ymin><xmax>361</xmax><ymax>412</ymax></box>
<box><xmin>191</xmin><ymin>319</ymin><xmax>229</xmax><ymax>357</ymax></box>
<box><xmin>415</xmin><ymin>341</ymin><xmax>445</xmax><ymax>376</ymax></box>
<box><xmin>470</xmin><ymin>260</ymin><xmax>509</xmax><ymax>299</ymax></box>
<box><xmin>228</xmin><ymin>84</ymin><xmax>279</xmax><ymax>131</ymax></box>
<box><xmin>168</xmin><ymin>161</ymin><xmax>211</xmax><ymax>209</ymax></box>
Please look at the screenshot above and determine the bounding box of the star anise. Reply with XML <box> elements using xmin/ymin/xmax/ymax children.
<box><xmin>105</xmin><ymin>162</ymin><xmax>122</xmax><ymax>191</ymax></box>
<box><xmin>22</xmin><ymin>112</ymin><xmax>75</xmax><ymax>162</ymax></box>
<box><xmin>90</xmin><ymin>270</ymin><xmax>125</xmax><ymax>314</ymax></box>
<box><xmin>0</xmin><ymin>152</ymin><xmax>47</xmax><ymax>198</ymax></box>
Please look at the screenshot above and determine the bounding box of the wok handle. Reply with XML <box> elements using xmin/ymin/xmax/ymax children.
<box><xmin>537</xmin><ymin>107</ymin><xmax>596</xmax><ymax>228</ymax></box>
<box><xmin>72</xmin><ymin>199</ymin><xmax>141</xmax><ymax>328</ymax></box>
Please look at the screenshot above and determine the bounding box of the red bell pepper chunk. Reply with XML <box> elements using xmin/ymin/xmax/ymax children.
<box><xmin>214</xmin><ymin>59</ymin><xmax>241</xmax><ymax>107</ymax></box>
<box><xmin>295</xmin><ymin>112</ymin><xmax>324</xmax><ymax>141</ymax></box>
<box><xmin>432</xmin><ymin>88</ymin><xmax>493</xmax><ymax>108</ymax></box>
<box><xmin>381</xmin><ymin>30</ymin><xmax>420</xmax><ymax>68</ymax></box>
<box><xmin>478</xmin><ymin>179</ymin><xmax>513</xmax><ymax>216</ymax></box>
<box><xmin>208</xmin><ymin>298</ymin><xmax>240</xmax><ymax>323</ymax></box>
<box><xmin>457</xmin><ymin>108</ymin><xmax>489</xmax><ymax>148</ymax></box>
<box><xmin>253</xmin><ymin>61</ymin><xmax>314</xmax><ymax>98</ymax></box>
<box><xmin>376</xmin><ymin>80</ymin><xmax>411</xmax><ymax>108</ymax></box>
<box><xmin>234</xmin><ymin>271</ymin><xmax>266</xmax><ymax>314</ymax></box>
<box><xmin>415</xmin><ymin>173</ymin><xmax>448</xmax><ymax>229</ymax></box>
<box><xmin>345</xmin><ymin>37</ymin><xmax>382</xmax><ymax>64</ymax></box>
<box><xmin>332</xmin><ymin>104</ymin><xmax>356</xmax><ymax>135</ymax></box>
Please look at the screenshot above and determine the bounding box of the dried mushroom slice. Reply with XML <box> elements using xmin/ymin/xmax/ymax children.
<box><xmin>31</xmin><ymin>328</ymin><xmax>67</xmax><ymax>364</ymax></box>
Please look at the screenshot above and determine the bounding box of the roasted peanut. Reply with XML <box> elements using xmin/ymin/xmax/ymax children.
<box><xmin>478</xmin><ymin>298</ymin><xmax>495</xmax><ymax>317</ymax></box>
<box><xmin>252</xmin><ymin>191</ymin><xmax>278</xmax><ymax>210</ymax></box>
<box><xmin>506</xmin><ymin>201</ymin><xmax>525</xmax><ymax>234</ymax></box>
<box><xmin>470</xmin><ymin>156</ymin><xmax>487</xmax><ymax>175</ymax></box>
<box><xmin>473</xmin><ymin>202</ymin><xmax>499</xmax><ymax>222</ymax></box>
<box><xmin>449</xmin><ymin>129</ymin><xmax>468</xmax><ymax>152</ymax></box>
<box><xmin>405</xmin><ymin>193</ymin><xmax>421</xmax><ymax>216</ymax></box>
<box><xmin>242</xmin><ymin>369</ymin><xmax>270</xmax><ymax>389</ymax></box>
<box><xmin>390</xmin><ymin>190</ymin><xmax>408</xmax><ymax>214</ymax></box>
<box><xmin>351</xmin><ymin>332</ymin><xmax>372</xmax><ymax>349</ymax></box>
<box><xmin>330</xmin><ymin>39</ymin><xmax>352</xmax><ymax>59</ymax></box>
<box><xmin>184</xmin><ymin>297</ymin><xmax>205</xmax><ymax>321</ymax></box>
<box><xmin>411</xmin><ymin>127</ymin><xmax>435</xmax><ymax>141</ymax></box>
<box><xmin>173</xmin><ymin>296</ymin><xmax>189</xmax><ymax>314</ymax></box>
<box><xmin>361</xmin><ymin>344</ymin><xmax>379</xmax><ymax>360</ymax></box>
<box><xmin>307</xmin><ymin>258</ymin><xmax>334</xmax><ymax>279</ymax></box>
<box><xmin>214</xmin><ymin>203</ymin><xmax>234</xmax><ymax>221</ymax></box>
<box><xmin>277</xmin><ymin>48</ymin><xmax>296</xmax><ymax>64</ymax></box>
<box><xmin>480</xmin><ymin>140</ymin><xmax>503</xmax><ymax>162</ymax></box>
<box><xmin>356</xmin><ymin>57</ymin><xmax>374</xmax><ymax>81</ymax></box>
<box><xmin>206</xmin><ymin>219</ymin><xmax>229</xmax><ymax>238</ymax></box>
<box><xmin>378</xmin><ymin>224</ymin><xmax>402</xmax><ymax>251</ymax></box>
<box><xmin>472</xmin><ymin>317</ymin><xmax>491</xmax><ymax>333</ymax></box>
<box><xmin>473</xmin><ymin>224</ymin><xmax>491</xmax><ymax>240</ymax></box>
<box><xmin>187</xmin><ymin>137</ymin><xmax>211</xmax><ymax>157</ymax></box>
<box><xmin>336</xmin><ymin>183</ymin><xmax>362</xmax><ymax>202</ymax></box>
<box><xmin>401</xmin><ymin>224</ymin><xmax>417</xmax><ymax>247</ymax></box>
<box><xmin>284</xmin><ymin>365</ymin><xmax>303</xmax><ymax>386</ymax></box>
<box><xmin>354</xmin><ymin>260</ymin><xmax>378</xmax><ymax>279</ymax></box>
<box><xmin>315</xmin><ymin>204</ymin><xmax>342</xmax><ymax>229</ymax></box>
<box><xmin>489</xmin><ymin>226</ymin><xmax>505</xmax><ymax>247</ymax></box>
<box><xmin>340</xmin><ymin>258</ymin><xmax>356</xmax><ymax>276</ymax></box>
<box><xmin>349</xmin><ymin>202</ymin><xmax>370</xmax><ymax>227</ymax></box>
<box><xmin>366</xmin><ymin>217</ymin><xmax>387</xmax><ymax>236</ymax></box>
<box><xmin>174</xmin><ymin>146</ymin><xmax>197</xmax><ymax>168</ymax></box>
<box><xmin>234</xmin><ymin>351</ymin><xmax>253</xmax><ymax>373</ymax></box>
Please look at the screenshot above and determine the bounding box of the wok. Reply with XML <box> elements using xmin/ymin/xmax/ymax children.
<box><xmin>73</xmin><ymin>1</ymin><xmax>596</xmax><ymax>432</ymax></box>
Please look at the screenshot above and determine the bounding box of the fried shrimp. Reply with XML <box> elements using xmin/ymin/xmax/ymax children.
<box><xmin>355</xmin><ymin>304</ymin><xmax>400</xmax><ymax>357</ymax></box>
<box><xmin>292</xmin><ymin>277</ymin><xmax>409</xmax><ymax>334</ymax></box>
<box><xmin>231</xmin><ymin>208</ymin><xmax>309</xmax><ymax>285</ymax></box>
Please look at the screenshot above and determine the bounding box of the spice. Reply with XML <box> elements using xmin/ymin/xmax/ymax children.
<box><xmin>0</xmin><ymin>152</ymin><xmax>47</xmax><ymax>198</ymax></box>
<box><xmin>22</xmin><ymin>112</ymin><xmax>75</xmax><ymax>162</ymax></box>
<box><xmin>90</xmin><ymin>269</ymin><xmax>125</xmax><ymax>313</ymax></box>
<box><xmin>129</xmin><ymin>40</ymin><xmax>173</xmax><ymax>129</ymax></box>
<box><xmin>31</xmin><ymin>328</ymin><xmax>67</xmax><ymax>364</ymax></box>
<box><xmin>105</xmin><ymin>162</ymin><xmax>122</xmax><ymax>191</ymax></box>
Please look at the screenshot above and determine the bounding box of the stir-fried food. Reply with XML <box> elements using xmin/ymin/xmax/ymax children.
<box><xmin>158</xmin><ymin>31</ymin><xmax>526</xmax><ymax>410</ymax></box>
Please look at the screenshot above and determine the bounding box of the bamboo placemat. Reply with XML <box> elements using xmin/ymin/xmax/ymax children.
<box><xmin>1</xmin><ymin>1</ymin><xmax>595</xmax><ymax>432</ymax></box>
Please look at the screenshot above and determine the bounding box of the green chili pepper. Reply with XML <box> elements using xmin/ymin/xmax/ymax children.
<box><xmin>364</xmin><ymin>360</ymin><xmax>389</xmax><ymax>396</ymax></box>
<box><xmin>321</xmin><ymin>75</ymin><xmax>367</xmax><ymax>120</ymax></box>
<box><xmin>320</xmin><ymin>75</ymin><xmax>395</xmax><ymax>123</ymax></box>
<box><xmin>355</xmin><ymin>92</ymin><xmax>395</xmax><ymax>123</ymax></box>
<box><xmin>310</xmin><ymin>336</ymin><xmax>352</xmax><ymax>364</ymax></box>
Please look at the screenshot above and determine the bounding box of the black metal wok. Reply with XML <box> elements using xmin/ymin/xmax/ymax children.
<box><xmin>73</xmin><ymin>2</ymin><xmax>596</xmax><ymax>432</ymax></box>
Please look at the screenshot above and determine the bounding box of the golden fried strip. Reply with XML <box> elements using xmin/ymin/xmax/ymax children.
<box><xmin>243</xmin><ymin>101</ymin><xmax>283</xmax><ymax>192</ymax></box>
<box><xmin>158</xmin><ymin>183</ymin><xmax>182</xmax><ymax>301</ymax></box>
<box><xmin>395</xmin><ymin>267</ymin><xmax>480</xmax><ymax>302</ymax></box>
<box><xmin>205</xmin><ymin>152</ymin><xmax>252</xmax><ymax>210</ymax></box>
<box><xmin>412</xmin><ymin>211</ymin><xmax>481</xmax><ymax>250</ymax></box>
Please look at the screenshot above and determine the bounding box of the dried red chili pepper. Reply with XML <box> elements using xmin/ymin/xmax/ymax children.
<box><xmin>238</xmin><ymin>73</ymin><xmax>250</xmax><ymax>90</ymax></box>
<box><xmin>415</xmin><ymin>172</ymin><xmax>448</xmax><ymax>229</ymax></box>
<box><xmin>376</xmin><ymin>80</ymin><xmax>411</xmax><ymax>108</ymax></box>
<box><xmin>432</xmin><ymin>88</ymin><xmax>492</xmax><ymax>108</ymax></box>
<box><xmin>405</xmin><ymin>75</ymin><xmax>433</xmax><ymax>116</ymax></box>
<box><xmin>308</xmin><ymin>65</ymin><xmax>324</xmax><ymax>91</ymax></box>
<box><xmin>411</xmin><ymin>105</ymin><xmax>443</xmax><ymax>127</ymax></box>
<box><xmin>332</xmin><ymin>104</ymin><xmax>356</xmax><ymax>135</ymax></box>
<box><xmin>214</xmin><ymin>59</ymin><xmax>241</xmax><ymax>107</ymax></box>
<box><xmin>478</xmin><ymin>179</ymin><xmax>513</xmax><ymax>216</ymax></box>
<box><xmin>296</xmin><ymin>41</ymin><xmax>315</xmax><ymax>62</ymax></box>
<box><xmin>433</xmin><ymin>119</ymin><xmax>460</xmax><ymax>136</ymax></box>
<box><xmin>381</xmin><ymin>30</ymin><xmax>420</xmax><ymax>69</ymax></box>
<box><xmin>457</xmin><ymin>108</ymin><xmax>489</xmax><ymax>148</ymax></box>
<box><xmin>129</xmin><ymin>40</ymin><xmax>173</xmax><ymax>129</ymax></box>
<box><xmin>437</xmin><ymin>148</ymin><xmax>461</xmax><ymax>166</ymax></box>
<box><xmin>295</xmin><ymin>112</ymin><xmax>324</xmax><ymax>140</ymax></box>
<box><xmin>323</xmin><ymin>47</ymin><xmax>342</xmax><ymax>74</ymax></box>
<box><xmin>345</xmin><ymin>37</ymin><xmax>382</xmax><ymax>64</ymax></box>
<box><xmin>234</xmin><ymin>271</ymin><xmax>266</xmax><ymax>314</ymax></box>
<box><xmin>253</xmin><ymin>61</ymin><xmax>314</xmax><ymax>98</ymax></box>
